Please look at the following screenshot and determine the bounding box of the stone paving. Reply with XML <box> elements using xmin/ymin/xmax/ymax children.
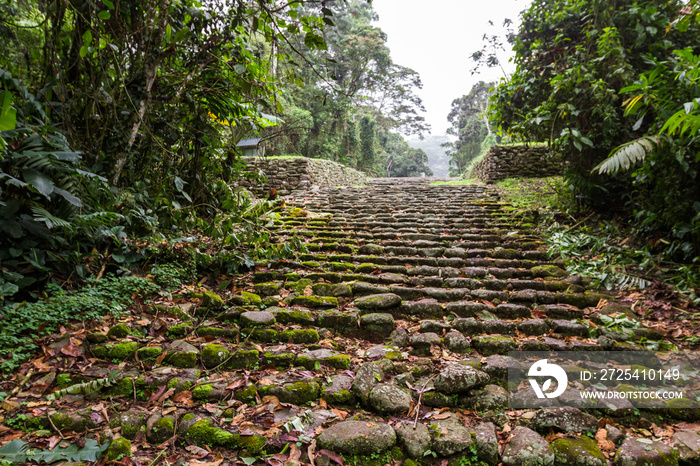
<box><xmin>9</xmin><ymin>178</ymin><xmax>700</xmax><ymax>465</ymax></box>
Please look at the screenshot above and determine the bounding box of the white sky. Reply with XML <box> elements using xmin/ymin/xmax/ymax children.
<box><xmin>372</xmin><ymin>0</ymin><xmax>532</xmax><ymax>136</ymax></box>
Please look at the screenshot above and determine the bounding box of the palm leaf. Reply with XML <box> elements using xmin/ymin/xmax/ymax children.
<box><xmin>593</xmin><ymin>137</ymin><xmax>659</xmax><ymax>175</ymax></box>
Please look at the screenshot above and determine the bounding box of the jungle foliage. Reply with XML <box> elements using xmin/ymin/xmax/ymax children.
<box><xmin>487</xmin><ymin>0</ymin><xmax>700</xmax><ymax>262</ymax></box>
<box><xmin>267</xmin><ymin>0</ymin><xmax>432</xmax><ymax>176</ymax></box>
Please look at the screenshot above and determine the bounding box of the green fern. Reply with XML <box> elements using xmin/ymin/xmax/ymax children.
<box><xmin>46</xmin><ymin>372</ymin><xmax>119</xmax><ymax>401</ymax></box>
<box><xmin>593</xmin><ymin>136</ymin><xmax>659</xmax><ymax>175</ymax></box>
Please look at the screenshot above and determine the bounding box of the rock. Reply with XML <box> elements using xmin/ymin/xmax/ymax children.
<box><xmin>115</xmin><ymin>410</ymin><xmax>146</xmax><ymax>439</ymax></box>
<box><xmin>322</xmin><ymin>375</ymin><xmax>355</xmax><ymax>405</ymax></box>
<box><xmin>296</xmin><ymin>349</ymin><xmax>350</xmax><ymax>370</ymax></box>
<box><xmin>482</xmin><ymin>354</ymin><xmax>523</xmax><ymax>383</ymax></box>
<box><xmin>389</xmin><ymin>328</ymin><xmax>409</xmax><ymax>347</ymax></box>
<box><xmin>673</xmin><ymin>430</ymin><xmax>700</xmax><ymax>464</ymax></box>
<box><xmin>420</xmin><ymin>320</ymin><xmax>451</xmax><ymax>334</ymax></box>
<box><xmin>353</xmin><ymin>293</ymin><xmax>402</xmax><ymax>312</ymax></box>
<box><xmin>201</xmin><ymin>343</ymin><xmax>230</xmax><ymax>369</ymax></box>
<box><xmin>469</xmin><ymin>422</ymin><xmax>499</xmax><ymax>466</ymax></box>
<box><xmin>444</xmin><ymin>331</ymin><xmax>470</xmax><ymax>353</ymax></box>
<box><xmin>501</xmin><ymin>426</ymin><xmax>554</xmax><ymax>466</ymax></box>
<box><xmin>259</xmin><ymin>380</ymin><xmax>320</xmax><ymax>404</ymax></box>
<box><xmin>531</xmin><ymin>407</ymin><xmax>598</xmax><ymax>435</ymax></box>
<box><xmin>396</xmin><ymin>422</ymin><xmax>431</xmax><ymax>458</ymax></box>
<box><xmin>360</xmin><ymin>313</ymin><xmax>395</xmax><ymax>334</ymax></box>
<box><xmin>240</xmin><ymin>311</ymin><xmax>276</xmax><ymax>327</ymax></box>
<box><xmin>551</xmin><ymin>436</ymin><xmax>606</xmax><ymax>466</ymax></box>
<box><xmin>469</xmin><ymin>384</ymin><xmax>508</xmax><ymax>411</ymax></box>
<box><xmin>431</xmin><ymin>417</ymin><xmax>473</xmax><ymax>456</ymax></box>
<box><xmin>410</xmin><ymin>332</ymin><xmax>441</xmax><ymax>355</ymax></box>
<box><xmin>472</xmin><ymin>335</ymin><xmax>518</xmax><ymax>356</ymax></box>
<box><xmin>368</xmin><ymin>383</ymin><xmax>412</xmax><ymax>414</ymax></box>
<box><xmin>317</xmin><ymin>420</ymin><xmax>396</xmax><ymax>456</ymax></box>
<box><xmin>453</xmin><ymin>317</ymin><xmax>483</xmax><ymax>335</ymax></box>
<box><xmin>165</xmin><ymin>340</ymin><xmax>200</xmax><ymax>368</ymax></box>
<box><xmin>106</xmin><ymin>438</ymin><xmax>132</xmax><ymax>461</ymax></box>
<box><xmin>359</xmin><ymin>244</ymin><xmax>384</xmax><ymax>255</ymax></box>
<box><xmin>607</xmin><ymin>425</ymin><xmax>626</xmax><ymax>445</ymax></box>
<box><xmin>351</xmin><ymin>362</ymin><xmax>384</xmax><ymax>404</ymax></box>
<box><xmin>434</xmin><ymin>363</ymin><xmax>489</xmax><ymax>394</ymax></box>
<box><xmin>146</xmin><ymin>413</ymin><xmax>176</xmax><ymax>444</ymax></box>
<box><xmin>613</xmin><ymin>437</ymin><xmax>679</xmax><ymax>466</ymax></box>
<box><xmin>107</xmin><ymin>323</ymin><xmax>130</xmax><ymax>339</ymax></box>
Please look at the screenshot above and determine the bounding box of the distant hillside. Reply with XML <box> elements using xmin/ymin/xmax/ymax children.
<box><xmin>408</xmin><ymin>135</ymin><xmax>452</xmax><ymax>177</ymax></box>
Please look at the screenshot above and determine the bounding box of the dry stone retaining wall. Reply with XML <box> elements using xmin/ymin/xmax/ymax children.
<box><xmin>470</xmin><ymin>145</ymin><xmax>566</xmax><ymax>182</ymax></box>
<box><xmin>241</xmin><ymin>156</ymin><xmax>367</xmax><ymax>195</ymax></box>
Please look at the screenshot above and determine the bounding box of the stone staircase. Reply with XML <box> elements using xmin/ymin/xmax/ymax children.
<box><xmin>8</xmin><ymin>178</ymin><xmax>699</xmax><ymax>466</ymax></box>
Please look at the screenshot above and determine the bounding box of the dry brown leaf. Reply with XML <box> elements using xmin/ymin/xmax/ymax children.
<box><xmin>189</xmin><ymin>452</ymin><xmax>224</xmax><ymax>466</ymax></box>
<box><xmin>595</xmin><ymin>429</ymin><xmax>615</xmax><ymax>451</ymax></box>
<box><xmin>303</xmin><ymin>285</ymin><xmax>313</xmax><ymax>296</ymax></box>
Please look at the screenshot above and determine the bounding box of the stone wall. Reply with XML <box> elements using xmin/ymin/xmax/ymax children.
<box><xmin>240</xmin><ymin>156</ymin><xmax>368</xmax><ymax>196</ymax></box>
<box><xmin>469</xmin><ymin>145</ymin><xmax>566</xmax><ymax>182</ymax></box>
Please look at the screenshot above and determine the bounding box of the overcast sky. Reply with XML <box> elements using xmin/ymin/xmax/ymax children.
<box><xmin>372</xmin><ymin>0</ymin><xmax>532</xmax><ymax>136</ymax></box>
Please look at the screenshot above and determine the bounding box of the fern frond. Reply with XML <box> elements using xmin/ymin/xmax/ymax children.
<box><xmin>30</xmin><ymin>205</ymin><xmax>71</xmax><ymax>229</ymax></box>
<box><xmin>46</xmin><ymin>376</ymin><xmax>115</xmax><ymax>401</ymax></box>
<box><xmin>593</xmin><ymin>136</ymin><xmax>659</xmax><ymax>175</ymax></box>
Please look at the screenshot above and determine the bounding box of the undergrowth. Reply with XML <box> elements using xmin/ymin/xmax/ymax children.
<box><xmin>495</xmin><ymin>177</ymin><xmax>700</xmax><ymax>304</ymax></box>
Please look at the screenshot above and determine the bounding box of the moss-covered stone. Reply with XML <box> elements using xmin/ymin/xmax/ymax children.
<box><xmin>263</xmin><ymin>351</ymin><xmax>296</xmax><ymax>368</ymax></box>
<box><xmin>551</xmin><ymin>437</ymin><xmax>606</xmax><ymax>466</ymax></box>
<box><xmin>531</xmin><ymin>264</ymin><xmax>568</xmax><ymax>278</ymax></box>
<box><xmin>166</xmin><ymin>322</ymin><xmax>193</xmax><ymax>338</ymax></box>
<box><xmin>195</xmin><ymin>326</ymin><xmax>239</xmax><ymax>338</ymax></box>
<box><xmin>192</xmin><ymin>384</ymin><xmax>215</xmax><ymax>401</ymax></box>
<box><xmin>201</xmin><ymin>343</ymin><xmax>230</xmax><ymax>369</ymax></box>
<box><xmin>106</xmin><ymin>437</ymin><xmax>132</xmax><ymax>461</ymax></box>
<box><xmin>472</xmin><ymin>335</ymin><xmax>518</xmax><ymax>356</ymax></box>
<box><xmin>355</xmin><ymin>263</ymin><xmax>379</xmax><ymax>274</ymax></box>
<box><xmin>280</xmin><ymin>328</ymin><xmax>320</xmax><ymax>344</ymax></box>
<box><xmin>254</xmin><ymin>281</ymin><xmax>283</xmax><ymax>297</ymax></box>
<box><xmin>117</xmin><ymin>411</ymin><xmax>146</xmax><ymax>440</ymax></box>
<box><xmin>667</xmin><ymin>398</ymin><xmax>700</xmax><ymax>421</ymax></box>
<box><xmin>292</xmin><ymin>295</ymin><xmax>338</xmax><ymax>308</ymax></box>
<box><xmin>199</xmin><ymin>289</ymin><xmax>225</xmax><ymax>310</ymax></box>
<box><xmin>50</xmin><ymin>411</ymin><xmax>89</xmax><ymax>432</ymax></box>
<box><xmin>185</xmin><ymin>419</ymin><xmax>235</xmax><ymax>447</ymax></box>
<box><xmin>234</xmin><ymin>384</ymin><xmax>258</xmax><ymax>403</ymax></box>
<box><xmin>259</xmin><ymin>381</ymin><xmax>321</xmax><ymax>404</ymax></box>
<box><xmin>108</xmin><ymin>341</ymin><xmax>138</xmax><ymax>360</ymax></box>
<box><xmin>275</xmin><ymin>308</ymin><xmax>316</xmax><ymax>325</ymax></box>
<box><xmin>241</xmin><ymin>291</ymin><xmax>263</xmax><ymax>305</ymax></box>
<box><xmin>244</xmin><ymin>328</ymin><xmax>278</xmax><ymax>343</ymax></box>
<box><xmin>137</xmin><ymin>346</ymin><xmax>163</xmax><ymax>361</ymax></box>
<box><xmin>107</xmin><ymin>323</ymin><xmax>130</xmax><ymax>339</ymax></box>
<box><xmin>228</xmin><ymin>349</ymin><xmax>259</xmax><ymax>369</ymax></box>
<box><xmin>149</xmin><ymin>416</ymin><xmax>175</xmax><ymax>444</ymax></box>
<box><xmin>235</xmin><ymin>433</ymin><xmax>267</xmax><ymax>454</ymax></box>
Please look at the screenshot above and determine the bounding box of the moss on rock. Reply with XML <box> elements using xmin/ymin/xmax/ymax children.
<box><xmin>108</xmin><ymin>341</ymin><xmax>138</xmax><ymax>360</ymax></box>
<box><xmin>106</xmin><ymin>437</ymin><xmax>132</xmax><ymax>461</ymax></box>
<box><xmin>201</xmin><ymin>343</ymin><xmax>230</xmax><ymax>369</ymax></box>
<box><xmin>107</xmin><ymin>323</ymin><xmax>131</xmax><ymax>338</ymax></box>
<box><xmin>193</xmin><ymin>384</ymin><xmax>215</xmax><ymax>401</ymax></box>
<box><xmin>280</xmin><ymin>328</ymin><xmax>320</xmax><ymax>344</ymax></box>
<box><xmin>228</xmin><ymin>349</ymin><xmax>259</xmax><ymax>369</ymax></box>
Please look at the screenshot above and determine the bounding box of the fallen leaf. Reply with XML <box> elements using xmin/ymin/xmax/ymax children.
<box><xmin>190</xmin><ymin>452</ymin><xmax>224</xmax><ymax>466</ymax></box>
<box><xmin>173</xmin><ymin>390</ymin><xmax>194</xmax><ymax>407</ymax></box>
<box><xmin>318</xmin><ymin>449</ymin><xmax>344</xmax><ymax>466</ymax></box>
<box><xmin>186</xmin><ymin>444</ymin><xmax>210</xmax><ymax>458</ymax></box>
<box><xmin>595</xmin><ymin>429</ymin><xmax>615</xmax><ymax>451</ymax></box>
